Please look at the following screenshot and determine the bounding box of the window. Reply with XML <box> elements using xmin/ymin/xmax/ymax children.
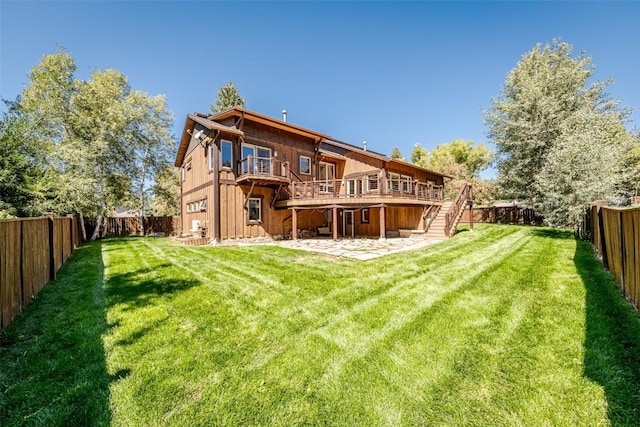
<box><xmin>367</xmin><ymin>174</ymin><xmax>379</xmax><ymax>192</ymax></box>
<box><xmin>319</xmin><ymin>162</ymin><xmax>335</xmax><ymax>193</ymax></box>
<box><xmin>389</xmin><ymin>172</ymin><xmax>400</xmax><ymax>191</ymax></box>
<box><xmin>208</xmin><ymin>144</ymin><xmax>215</xmax><ymax>170</ymax></box>
<box><xmin>241</xmin><ymin>144</ymin><xmax>271</xmax><ymax>174</ymax></box>
<box><xmin>299</xmin><ymin>156</ymin><xmax>311</xmax><ymax>175</ymax></box>
<box><xmin>221</xmin><ymin>140</ymin><xmax>233</xmax><ymax>168</ymax></box>
<box><xmin>248</xmin><ymin>198</ymin><xmax>262</xmax><ymax>222</ymax></box>
<box><xmin>186</xmin><ymin>199</ymin><xmax>206</xmax><ymax>213</ymax></box>
<box><xmin>361</xmin><ymin>208</ymin><xmax>370</xmax><ymax>224</ymax></box>
<box><xmin>185</xmin><ymin>159</ymin><xmax>192</xmax><ymax>171</ymax></box>
<box><xmin>402</xmin><ymin>175</ymin><xmax>413</xmax><ymax>193</ymax></box>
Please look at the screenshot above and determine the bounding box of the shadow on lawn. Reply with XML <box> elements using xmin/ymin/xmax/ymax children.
<box><xmin>106</xmin><ymin>263</ymin><xmax>200</xmax><ymax>312</ymax></box>
<box><xmin>0</xmin><ymin>240</ymin><xmax>112</xmax><ymax>426</ymax></box>
<box><xmin>574</xmin><ymin>238</ymin><xmax>640</xmax><ymax>425</ymax></box>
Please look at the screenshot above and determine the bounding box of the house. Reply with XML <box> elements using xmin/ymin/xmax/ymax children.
<box><xmin>174</xmin><ymin>108</ymin><xmax>471</xmax><ymax>242</ymax></box>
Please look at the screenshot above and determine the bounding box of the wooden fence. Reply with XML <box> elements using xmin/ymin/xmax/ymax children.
<box><xmin>0</xmin><ymin>215</ymin><xmax>81</xmax><ymax>330</ymax></box>
<box><xmin>85</xmin><ymin>216</ymin><xmax>180</xmax><ymax>237</ymax></box>
<box><xmin>588</xmin><ymin>204</ymin><xmax>640</xmax><ymax>310</ymax></box>
<box><xmin>460</xmin><ymin>206</ymin><xmax>543</xmax><ymax>225</ymax></box>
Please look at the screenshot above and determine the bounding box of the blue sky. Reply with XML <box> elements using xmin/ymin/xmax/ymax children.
<box><xmin>2</xmin><ymin>1</ymin><xmax>639</xmax><ymax>179</ymax></box>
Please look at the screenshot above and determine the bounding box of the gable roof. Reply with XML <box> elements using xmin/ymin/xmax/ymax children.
<box><xmin>174</xmin><ymin>114</ymin><xmax>244</xmax><ymax>167</ymax></box>
<box><xmin>174</xmin><ymin>108</ymin><xmax>448</xmax><ymax>180</ymax></box>
<box><xmin>210</xmin><ymin>107</ymin><xmax>330</xmax><ymax>142</ymax></box>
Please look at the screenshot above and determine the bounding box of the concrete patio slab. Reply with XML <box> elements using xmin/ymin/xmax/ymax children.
<box><xmin>274</xmin><ymin>237</ymin><xmax>444</xmax><ymax>260</ymax></box>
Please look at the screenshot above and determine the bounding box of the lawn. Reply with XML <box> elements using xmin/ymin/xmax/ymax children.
<box><xmin>1</xmin><ymin>225</ymin><xmax>639</xmax><ymax>426</ymax></box>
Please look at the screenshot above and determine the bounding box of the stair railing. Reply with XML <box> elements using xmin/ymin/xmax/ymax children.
<box><xmin>444</xmin><ymin>183</ymin><xmax>472</xmax><ymax>237</ymax></box>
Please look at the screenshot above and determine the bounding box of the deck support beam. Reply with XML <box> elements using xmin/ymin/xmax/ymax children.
<box><xmin>332</xmin><ymin>207</ymin><xmax>338</xmax><ymax>241</ymax></box>
<box><xmin>292</xmin><ymin>208</ymin><xmax>298</xmax><ymax>240</ymax></box>
<box><xmin>469</xmin><ymin>202</ymin><xmax>474</xmax><ymax>231</ymax></box>
<box><xmin>379</xmin><ymin>205</ymin><xmax>386</xmax><ymax>239</ymax></box>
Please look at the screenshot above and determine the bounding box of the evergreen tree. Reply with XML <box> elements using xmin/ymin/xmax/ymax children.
<box><xmin>390</xmin><ymin>147</ymin><xmax>404</xmax><ymax>161</ymax></box>
<box><xmin>210</xmin><ymin>81</ymin><xmax>246</xmax><ymax>114</ymax></box>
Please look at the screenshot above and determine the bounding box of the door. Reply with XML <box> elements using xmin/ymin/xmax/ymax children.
<box><xmin>343</xmin><ymin>210</ymin><xmax>355</xmax><ymax>238</ymax></box>
<box><xmin>319</xmin><ymin>162</ymin><xmax>336</xmax><ymax>193</ymax></box>
<box><xmin>241</xmin><ymin>144</ymin><xmax>271</xmax><ymax>174</ymax></box>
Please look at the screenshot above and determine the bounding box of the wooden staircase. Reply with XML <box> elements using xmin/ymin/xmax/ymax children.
<box><xmin>424</xmin><ymin>200</ymin><xmax>453</xmax><ymax>240</ymax></box>
<box><xmin>424</xmin><ymin>183</ymin><xmax>472</xmax><ymax>240</ymax></box>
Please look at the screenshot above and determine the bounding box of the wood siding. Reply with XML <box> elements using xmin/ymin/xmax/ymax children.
<box><xmin>177</xmin><ymin>112</ymin><xmax>446</xmax><ymax>241</ymax></box>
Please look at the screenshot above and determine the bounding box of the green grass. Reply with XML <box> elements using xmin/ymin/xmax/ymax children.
<box><xmin>1</xmin><ymin>225</ymin><xmax>639</xmax><ymax>426</ymax></box>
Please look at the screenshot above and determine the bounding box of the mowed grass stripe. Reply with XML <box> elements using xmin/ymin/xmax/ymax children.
<box><xmin>3</xmin><ymin>225</ymin><xmax>638</xmax><ymax>426</ymax></box>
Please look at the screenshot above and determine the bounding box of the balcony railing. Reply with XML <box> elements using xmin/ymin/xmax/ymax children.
<box><xmin>238</xmin><ymin>156</ymin><xmax>289</xmax><ymax>179</ymax></box>
<box><xmin>291</xmin><ymin>178</ymin><xmax>444</xmax><ymax>202</ymax></box>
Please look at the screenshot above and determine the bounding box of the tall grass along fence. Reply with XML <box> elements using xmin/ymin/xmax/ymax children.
<box><xmin>1</xmin><ymin>215</ymin><xmax>81</xmax><ymax>329</ymax></box>
<box><xmin>460</xmin><ymin>206</ymin><xmax>543</xmax><ymax>225</ymax></box>
<box><xmin>587</xmin><ymin>203</ymin><xmax>640</xmax><ymax>311</ymax></box>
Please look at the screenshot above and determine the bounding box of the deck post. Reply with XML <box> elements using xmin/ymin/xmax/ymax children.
<box><xmin>469</xmin><ymin>202</ymin><xmax>474</xmax><ymax>231</ymax></box>
<box><xmin>379</xmin><ymin>205</ymin><xmax>386</xmax><ymax>240</ymax></box>
<box><xmin>332</xmin><ymin>207</ymin><xmax>338</xmax><ymax>241</ymax></box>
<box><xmin>292</xmin><ymin>208</ymin><xmax>298</xmax><ymax>240</ymax></box>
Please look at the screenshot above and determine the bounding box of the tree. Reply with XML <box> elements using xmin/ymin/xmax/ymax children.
<box><xmin>151</xmin><ymin>166</ymin><xmax>180</xmax><ymax>216</ymax></box>
<box><xmin>0</xmin><ymin>98</ymin><xmax>47</xmax><ymax>218</ymax></box>
<box><xmin>410</xmin><ymin>144</ymin><xmax>428</xmax><ymax>168</ymax></box>
<box><xmin>16</xmin><ymin>49</ymin><xmax>174</xmax><ymax>239</ymax></box>
<box><xmin>390</xmin><ymin>147</ymin><xmax>405</xmax><ymax>161</ymax></box>
<box><xmin>427</xmin><ymin>139</ymin><xmax>493</xmax><ymax>179</ymax></box>
<box><xmin>210</xmin><ymin>81</ymin><xmax>246</xmax><ymax>114</ymax></box>
<box><xmin>410</xmin><ymin>140</ymin><xmax>494</xmax><ymax>203</ymax></box>
<box><xmin>125</xmin><ymin>91</ymin><xmax>174</xmax><ymax>234</ymax></box>
<box><xmin>485</xmin><ymin>40</ymin><xmax>635</xmax><ymax>227</ymax></box>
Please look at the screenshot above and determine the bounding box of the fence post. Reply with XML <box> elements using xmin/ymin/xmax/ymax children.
<box><xmin>45</xmin><ymin>214</ymin><xmax>56</xmax><ymax>281</ymax></box>
<box><xmin>619</xmin><ymin>210</ymin><xmax>625</xmax><ymax>294</ymax></box>
<box><xmin>19</xmin><ymin>220</ymin><xmax>25</xmax><ymax>313</ymax></box>
<box><xmin>598</xmin><ymin>206</ymin><xmax>608</xmax><ymax>270</ymax></box>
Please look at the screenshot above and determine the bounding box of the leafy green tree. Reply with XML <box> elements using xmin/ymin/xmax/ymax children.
<box><xmin>485</xmin><ymin>40</ymin><xmax>635</xmax><ymax>226</ymax></box>
<box><xmin>17</xmin><ymin>50</ymin><xmax>174</xmax><ymax>239</ymax></box>
<box><xmin>410</xmin><ymin>140</ymin><xmax>494</xmax><ymax>203</ymax></box>
<box><xmin>0</xmin><ymin>98</ymin><xmax>46</xmax><ymax>217</ymax></box>
<box><xmin>390</xmin><ymin>147</ymin><xmax>404</xmax><ymax>161</ymax></box>
<box><xmin>210</xmin><ymin>81</ymin><xmax>246</xmax><ymax>114</ymax></box>
<box><xmin>536</xmin><ymin>113</ymin><xmax>634</xmax><ymax>226</ymax></box>
<box><xmin>427</xmin><ymin>139</ymin><xmax>493</xmax><ymax>179</ymax></box>
<box><xmin>151</xmin><ymin>166</ymin><xmax>180</xmax><ymax>216</ymax></box>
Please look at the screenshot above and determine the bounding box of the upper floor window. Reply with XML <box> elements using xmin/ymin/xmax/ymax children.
<box><xmin>300</xmin><ymin>156</ymin><xmax>311</xmax><ymax>175</ymax></box>
<box><xmin>208</xmin><ymin>144</ymin><xmax>215</xmax><ymax>170</ymax></box>
<box><xmin>221</xmin><ymin>140</ymin><xmax>233</xmax><ymax>168</ymax></box>
<box><xmin>402</xmin><ymin>175</ymin><xmax>413</xmax><ymax>193</ymax></box>
<box><xmin>389</xmin><ymin>172</ymin><xmax>401</xmax><ymax>192</ymax></box>
<box><xmin>241</xmin><ymin>144</ymin><xmax>271</xmax><ymax>175</ymax></box>
<box><xmin>367</xmin><ymin>174</ymin><xmax>379</xmax><ymax>191</ymax></box>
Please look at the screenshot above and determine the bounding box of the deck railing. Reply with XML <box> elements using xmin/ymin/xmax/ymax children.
<box><xmin>445</xmin><ymin>183</ymin><xmax>472</xmax><ymax>237</ymax></box>
<box><xmin>291</xmin><ymin>178</ymin><xmax>444</xmax><ymax>202</ymax></box>
<box><xmin>238</xmin><ymin>156</ymin><xmax>288</xmax><ymax>178</ymax></box>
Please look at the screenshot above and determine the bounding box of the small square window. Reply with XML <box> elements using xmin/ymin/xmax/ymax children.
<box><xmin>248</xmin><ymin>198</ymin><xmax>262</xmax><ymax>222</ymax></box>
<box><xmin>300</xmin><ymin>156</ymin><xmax>311</xmax><ymax>175</ymax></box>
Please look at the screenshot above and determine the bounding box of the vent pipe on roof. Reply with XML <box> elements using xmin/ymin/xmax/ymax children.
<box><xmin>363</xmin><ymin>140</ymin><xmax>367</xmax><ymax>151</ymax></box>
<box><xmin>282</xmin><ymin>109</ymin><xmax>287</xmax><ymax>122</ymax></box>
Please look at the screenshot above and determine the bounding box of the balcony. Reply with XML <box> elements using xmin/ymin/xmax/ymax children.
<box><xmin>281</xmin><ymin>177</ymin><xmax>444</xmax><ymax>207</ymax></box>
<box><xmin>236</xmin><ymin>156</ymin><xmax>291</xmax><ymax>186</ymax></box>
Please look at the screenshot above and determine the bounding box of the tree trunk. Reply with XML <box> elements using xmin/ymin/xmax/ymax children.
<box><xmin>90</xmin><ymin>211</ymin><xmax>103</xmax><ymax>241</ymax></box>
<box><xmin>101</xmin><ymin>215</ymin><xmax>108</xmax><ymax>238</ymax></box>
<box><xmin>79</xmin><ymin>212</ymin><xmax>87</xmax><ymax>241</ymax></box>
